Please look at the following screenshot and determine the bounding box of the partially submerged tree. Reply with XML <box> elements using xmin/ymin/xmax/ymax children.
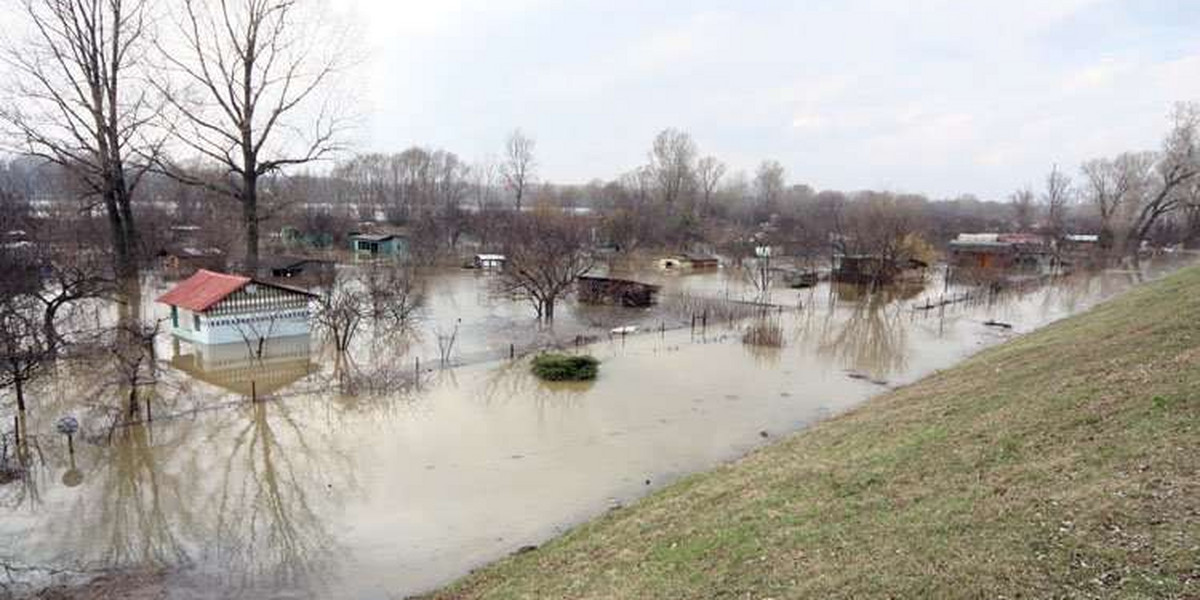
<box><xmin>0</xmin><ymin>296</ymin><xmax>53</xmax><ymax>413</ymax></box>
<box><xmin>360</xmin><ymin>262</ymin><xmax>424</xmax><ymax>333</ymax></box>
<box><xmin>157</xmin><ymin>0</ymin><xmax>346</xmax><ymax>274</ymax></box>
<box><xmin>314</xmin><ymin>272</ymin><xmax>367</xmax><ymax>354</ymax></box>
<box><xmin>1</xmin><ymin>0</ymin><xmax>160</xmax><ymax>282</ymax></box>
<box><xmin>496</xmin><ymin>211</ymin><xmax>596</xmax><ymax>321</ymax></box>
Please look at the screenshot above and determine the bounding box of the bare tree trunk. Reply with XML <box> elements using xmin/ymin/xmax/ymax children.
<box><xmin>14</xmin><ymin>376</ymin><xmax>25</xmax><ymax>413</ymax></box>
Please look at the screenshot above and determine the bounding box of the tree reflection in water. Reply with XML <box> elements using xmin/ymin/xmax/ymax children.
<box><xmin>816</xmin><ymin>284</ymin><xmax>912</xmax><ymax>380</ymax></box>
<box><xmin>198</xmin><ymin>383</ymin><xmax>351</xmax><ymax>596</ymax></box>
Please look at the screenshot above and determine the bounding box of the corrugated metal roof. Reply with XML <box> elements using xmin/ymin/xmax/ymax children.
<box><xmin>156</xmin><ymin>269</ymin><xmax>250</xmax><ymax>312</ymax></box>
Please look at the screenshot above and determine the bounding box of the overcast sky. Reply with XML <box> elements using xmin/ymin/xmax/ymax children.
<box><xmin>317</xmin><ymin>1</ymin><xmax>1196</xmax><ymax>198</ymax></box>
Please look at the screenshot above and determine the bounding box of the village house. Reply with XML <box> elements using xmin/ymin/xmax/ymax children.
<box><xmin>948</xmin><ymin>233</ymin><xmax>1052</xmax><ymax>271</ymax></box>
<box><xmin>157</xmin><ymin>269</ymin><xmax>316</xmax><ymax>345</ymax></box>
<box><xmin>472</xmin><ymin>253</ymin><xmax>506</xmax><ymax>269</ymax></box>
<box><xmin>832</xmin><ymin>254</ymin><xmax>928</xmax><ymax>285</ymax></box>
<box><xmin>577</xmin><ymin>275</ymin><xmax>661</xmax><ymax>307</ymax></box>
<box><xmin>657</xmin><ymin>253</ymin><xmax>720</xmax><ymax>270</ymax></box>
<box><xmin>261</xmin><ymin>256</ymin><xmax>336</xmax><ymax>281</ymax></box>
<box><xmin>349</xmin><ymin>232</ymin><xmax>409</xmax><ymax>259</ymax></box>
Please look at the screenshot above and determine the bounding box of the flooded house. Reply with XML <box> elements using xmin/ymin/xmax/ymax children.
<box><xmin>262</xmin><ymin>256</ymin><xmax>335</xmax><ymax>281</ymax></box>
<box><xmin>349</xmin><ymin>232</ymin><xmax>409</xmax><ymax>259</ymax></box>
<box><xmin>657</xmin><ymin>253</ymin><xmax>720</xmax><ymax>270</ymax></box>
<box><xmin>158</xmin><ymin>246</ymin><xmax>226</xmax><ymax>278</ymax></box>
<box><xmin>576</xmin><ymin>275</ymin><xmax>661</xmax><ymax>307</ymax></box>
<box><xmin>157</xmin><ymin>269</ymin><xmax>316</xmax><ymax>345</ymax></box>
<box><xmin>472</xmin><ymin>254</ymin><xmax>506</xmax><ymax>269</ymax></box>
<box><xmin>948</xmin><ymin>233</ymin><xmax>1052</xmax><ymax>271</ymax></box>
<box><xmin>832</xmin><ymin>254</ymin><xmax>928</xmax><ymax>285</ymax></box>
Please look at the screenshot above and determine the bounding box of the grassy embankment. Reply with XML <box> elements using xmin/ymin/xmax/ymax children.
<box><xmin>426</xmin><ymin>266</ymin><xmax>1200</xmax><ymax>599</ymax></box>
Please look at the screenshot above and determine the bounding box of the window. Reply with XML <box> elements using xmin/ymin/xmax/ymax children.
<box><xmin>171</xmin><ymin>306</ymin><xmax>178</xmax><ymax>328</ymax></box>
<box><xmin>193</xmin><ymin>314</ymin><xmax>201</xmax><ymax>330</ymax></box>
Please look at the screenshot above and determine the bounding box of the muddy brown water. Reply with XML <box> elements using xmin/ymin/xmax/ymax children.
<box><xmin>0</xmin><ymin>259</ymin><xmax>1190</xmax><ymax>598</ymax></box>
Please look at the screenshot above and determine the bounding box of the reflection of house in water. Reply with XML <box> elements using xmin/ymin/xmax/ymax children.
<box><xmin>169</xmin><ymin>334</ymin><xmax>316</xmax><ymax>396</ymax></box>
<box><xmin>832</xmin><ymin>255</ymin><xmax>927</xmax><ymax>285</ymax></box>
<box><xmin>157</xmin><ymin>269</ymin><xmax>316</xmax><ymax>345</ymax></box>
<box><xmin>948</xmin><ymin>233</ymin><xmax>1052</xmax><ymax>271</ymax></box>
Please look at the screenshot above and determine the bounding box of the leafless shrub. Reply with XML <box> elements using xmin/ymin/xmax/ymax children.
<box><xmin>742</xmin><ymin>318</ymin><xmax>784</xmax><ymax>348</ymax></box>
<box><xmin>314</xmin><ymin>273</ymin><xmax>367</xmax><ymax>354</ymax></box>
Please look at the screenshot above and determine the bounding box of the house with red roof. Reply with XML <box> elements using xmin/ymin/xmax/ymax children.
<box><xmin>157</xmin><ymin>269</ymin><xmax>316</xmax><ymax>345</ymax></box>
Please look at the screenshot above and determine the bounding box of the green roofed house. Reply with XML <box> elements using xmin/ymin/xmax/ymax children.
<box><xmin>349</xmin><ymin>232</ymin><xmax>409</xmax><ymax>259</ymax></box>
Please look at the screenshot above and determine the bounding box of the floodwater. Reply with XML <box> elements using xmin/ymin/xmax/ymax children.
<box><xmin>0</xmin><ymin>257</ymin><xmax>1192</xmax><ymax>598</ymax></box>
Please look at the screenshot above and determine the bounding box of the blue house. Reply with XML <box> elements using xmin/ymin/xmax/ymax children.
<box><xmin>349</xmin><ymin>233</ymin><xmax>409</xmax><ymax>259</ymax></box>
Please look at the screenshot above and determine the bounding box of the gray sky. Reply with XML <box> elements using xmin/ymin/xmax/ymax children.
<box><xmin>330</xmin><ymin>0</ymin><xmax>1200</xmax><ymax>199</ymax></box>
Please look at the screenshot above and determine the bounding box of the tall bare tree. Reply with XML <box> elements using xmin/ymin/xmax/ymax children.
<box><xmin>1081</xmin><ymin>152</ymin><xmax>1154</xmax><ymax>248</ymax></box>
<box><xmin>1041</xmin><ymin>165</ymin><xmax>1073</xmax><ymax>240</ymax></box>
<box><xmin>649</xmin><ymin>128</ymin><xmax>697</xmax><ymax>206</ymax></box>
<box><xmin>1124</xmin><ymin>102</ymin><xmax>1200</xmax><ymax>251</ymax></box>
<box><xmin>754</xmin><ymin>160</ymin><xmax>786</xmax><ymax>215</ymax></box>
<box><xmin>695</xmin><ymin>155</ymin><xmax>726</xmax><ymax>214</ymax></box>
<box><xmin>157</xmin><ymin>0</ymin><xmax>346</xmax><ymax>274</ymax></box>
<box><xmin>1009</xmin><ymin>186</ymin><xmax>1036</xmax><ymax>232</ymax></box>
<box><xmin>1</xmin><ymin>0</ymin><xmax>159</xmax><ymax>281</ymax></box>
<box><xmin>501</xmin><ymin>129</ymin><xmax>536</xmax><ymax>212</ymax></box>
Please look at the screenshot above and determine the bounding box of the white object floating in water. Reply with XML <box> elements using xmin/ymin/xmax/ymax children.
<box><xmin>610</xmin><ymin>326</ymin><xmax>638</xmax><ymax>335</ymax></box>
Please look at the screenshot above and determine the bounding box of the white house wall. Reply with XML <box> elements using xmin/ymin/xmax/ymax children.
<box><xmin>170</xmin><ymin>305</ymin><xmax>311</xmax><ymax>345</ymax></box>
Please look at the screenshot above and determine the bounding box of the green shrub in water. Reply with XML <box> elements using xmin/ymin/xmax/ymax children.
<box><xmin>531</xmin><ymin>354</ymin><xmax>600</xmax><ymax>381</ymax></box>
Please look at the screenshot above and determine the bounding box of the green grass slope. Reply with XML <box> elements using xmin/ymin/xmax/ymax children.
<box><xmin>426</xmin><ymin>267</ymin><xmax>1200</xmax><ymax>599</ymax></box>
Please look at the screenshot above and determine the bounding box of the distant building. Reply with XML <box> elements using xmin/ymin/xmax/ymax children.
<box><xmin>657</xmin><ymin>253</ymin><xmax>720</xmax><ymax>270</ymax></box>
<box><xmin>349</xmin><ymin>232</ymin><xmax>408</xmax><ymax>258</ymax></box>
<box><xmin>948</xmin><ymin>233</ymin><xmax>1052</xmax><ymax>270</ymax></box>
<box><xmin>832</xmin><ymin>254</ymin><xmax>928</xmax><ymax>285</ymax></box>
<box><xmin>158</xmin><ymin>246</ymin><xmax>226</xmax><ymax>278</ymax></box>
<box><xmin>472</xmin><ymin>254</ymin><xmax>506</xmax><ymax>269</ymax></box>
<box><xmin>261</xmin><ymin>256</ymin><xmax>335</xmax><ymax>281</ymax></box>
<box><xmin>577</xmin><ymin>275</ymin><xmax>660</xmax><ymax>307</ymax></box>
<box><xmin>157</xmin><ymin>269</ymin><xmax>315</xmax><ymax>345</ymax></box>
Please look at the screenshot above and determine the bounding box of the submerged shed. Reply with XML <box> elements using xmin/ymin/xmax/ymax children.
<box><xmin>577</xmin><ymin>275</ymin><xmax>661</xmax><ymax>307</ymax></box>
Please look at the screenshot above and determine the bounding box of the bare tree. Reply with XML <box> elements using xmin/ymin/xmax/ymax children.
<box><xmin>1009</xmin><ymin>186</ymin><xmax>1035</xmax><ymax>232</ymax></box>
<box><xmin>695</xmin><ymin>156</ymin><xmax>726</xmax><ymax>214</ymax></box>
<box><xmin>157</xmin><ymin>0</ymin><xmax>346</xmax><ymax>274</ymax></box>
<box><xmin>754</xmin><ymin>160</ymin><xmax>786</xmax><ymax>215</ymax></box>
<box><xmin>0</xmin><ymin>296</ymin><xmax>53</xmax><ymax>413</ymax></box>
<box><xmin>1081</xmin><ymin>152</ymin><xmax>1155</xmax><ymax>248</ymax></box>
<box><xmin>1</xmin><ymin>0</ymin><xmax>160</xmax><ymax>281</ymax></box>
<box><xmin>1124</xmin><ymin>102</ymin><xmax>1200</xmax><ymax>252</ymax></box>
<box><xmin>314</xmin><ymin>272</ymin><xmax>367</xmax><ymax>354</ymax></box>
<box><xmin>649</xmin><ymin>128</ymin><xmax>697</xmax><ymax>206</ymax></box>
<box><xmin>360</xmin><ymin>262</ymin><xmax>424</xmax><ymax>333</ymax></box>
<box><xmin>1041</xmin><ymin>165</ymin><xmax>1073</xmax><ymax>240</ymax></box>
<box><xmin>495</xmin><ymin>212</ymin><xmax>595</xmax><ymax>321</ymax></box>
<box><xmin>501</xmin><ymin>129</ymin><xmax>536</xmax><ymax>212</ymax></box>
<box><xmin>102</xmin><ymin>320</ymin><xmax>161</xmax><ymax>419</ymax></box>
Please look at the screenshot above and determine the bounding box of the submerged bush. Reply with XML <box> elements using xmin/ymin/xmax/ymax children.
<box><xmin>532</xmin><ymin>353</ymin><xmax>600</xmax><ymax>381</ymax></box>
<box><xmin>742</xmin><ymin>319</ymin><xmax>784</xmax><ymax>348</ymax></box>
